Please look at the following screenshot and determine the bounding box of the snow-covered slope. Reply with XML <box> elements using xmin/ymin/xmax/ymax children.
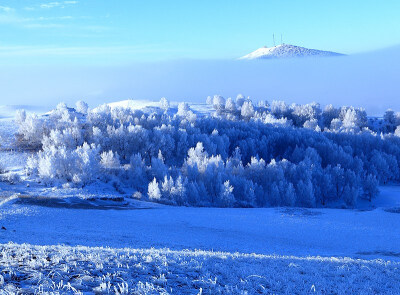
<box><xmin>239</xmin><ymin>44</ymin><xmax>344</xmax><ymax>60</ymax></box>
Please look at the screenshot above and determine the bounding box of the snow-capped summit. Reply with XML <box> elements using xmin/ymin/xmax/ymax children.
<box><xmin>239</xmin><ymin>44</ymin><xmax>344</xmax><ymax>60</ymax></box>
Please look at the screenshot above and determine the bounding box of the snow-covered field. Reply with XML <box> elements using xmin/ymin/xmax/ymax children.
<box><xmin>1</xmin><ymin>243</ymin><xmax>399</xmax><ymax>294</ymax></box>
<box><xmin>1</xmin><ymin>193</ymin><xmax>400</xmax><ymax>260</ymax></box>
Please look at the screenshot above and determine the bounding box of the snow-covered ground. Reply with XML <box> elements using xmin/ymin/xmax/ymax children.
<box><xmin>1</xmin><ymin>243</ymin><xmax>399</xmax><ymax>294</ymax></box>
<box><xmin>1</xmin><ymin>192</ymin><xmax>400</xmax><ymax>293</ymax></box>
<box><xmin>1</xmin><ymin>191</ymin><xmax>400</xmax><ymax>262</ymax></box>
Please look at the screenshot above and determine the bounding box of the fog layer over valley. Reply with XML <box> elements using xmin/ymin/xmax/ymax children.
<box><xmin>0</xmin><ymin>45</ymin><xmax>399</xmax><ymax>115</ymax></box>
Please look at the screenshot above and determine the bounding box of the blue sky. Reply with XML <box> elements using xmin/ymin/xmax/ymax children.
<box><xmin>0</xmin><ymin>0</ymin><xmax>399</xmax><ymax>64</ymax></box>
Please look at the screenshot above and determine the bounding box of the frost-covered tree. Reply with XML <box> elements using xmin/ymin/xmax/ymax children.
<box><xmin>171</xmin><ymin>175</ymin><xmax>187</xmax><ymax>205</ymax></box>
<box><xmin>322</xmin><ymin>104</ymin><xmax>340</xmax><ymax>128</ymax></box>
<box><xmin>291</xmin><ymin>102</ymin><xmax>321</xmax><ymax>127</ymax></box>
<box><xmin>177</xmin><ymin>102</ymin><xmax>190</xmax><ymax>117</ymax></box>
<box><xmin>161</xmin><ymin>175</ymin><xmax>174</xmax><ymax>201</ymax></box>
<box><xmin>159</xmin><ymin>97</ymin><xmax>170</xmax><ymax>112</ymax></box>
<box><xmin>151</xmin><ymin>150</ymin><xmax>168</xmax><ymax>180</ymax></box>
<box><xmin>212</xmin><ymin>95</ymin><xmax>226</xmax><ymax>112</ymax></box>
<box><xmin>76</xmin><ymin>100</ymin><xmax>89</xmax><ymax>114</ymax></box>
<box><xmin>130</xmin><ymin>153</ymin><xmax>147</xmax><ymax>190</ymax></box>
<box><xmin>241</xmin><ymin>101</ymin><xmax>255</xmax><ymax>120</ymax></box>
<box><xmin>75</xmin><ymin>142</ymin><xmax>100</xmax><ymax>185</ymax></box>
<box><xmin>271</xmin><ymin>100</ymin><xmax>289</xmax><ymax>119</ymax></box>
<box><xmin>303</xmin><ymin>119</ymin><xmax>319</xmax><ymax>130</ymax></box>
<box><xmin>15</xmin><ymin>109</ymin><xmax>27</xmax><ymax>125</ymax></box>
<box><xmin>395</xmin><ymin>126</ymin><xmax>400</xmax><ymax>137</ymax></box>
<box><xmin>177</xmin><ymin>102</ymin><xmax>197</xmax><ymax>122</ymax></box>
<box><xmin>340</xmin><ymin>107</ymin><xmax>367</xmax><ymax>131</ymax></box>
<box><xmin>186</xmin><ymin>142</ymin><xmax>209</xmax><ymax>173</ymax></box>
<box><xmin>225</xmin><ymin>97</ymin><xmax>237</xmax><ymax>113</ymax></box>
<box><xmin>100</xmin><ymin>150</ymin><xmax>120</xmax><ymax>169</ymax></box>
<box><xmin>383</xmin><ymin>109</ymin><xmax>396</xmax><ymax>132</ymax></box>
<box><xmin>363</xmin><ymin>174</ymin><xmax>379</xmax><ymax>202</ymax></box>
<box><xmin>257</xmin><ymin>100</ymin><xmax>269</xmax><ymax>109</ymax></box>
<box><xmin>330</xmin><ymin>118</ymin><xmax>343</xmax><ymax>131</ymax></box>
<box><xmin>148</xmin><ymin>178</ymin><xmax>161</xmax><ymax>200</ymax></box>
<box><xmin>218</xmin><ymin>180</ymin><xmax>235</xmax><ymax>207</ymax></box>
<box><xmin>236</xmin><ymin>94</ymin><xmax>245</xmax><ymax>108</ymax></box>
<box><xmin>16</xmin><ymin>113</ymin><xmax>45</xmax><ymax>148</ymax></box>
<box><xmin>296</xmin><ymin>179</ymin><xmax>315</xmax><ymax>207</ymax></box>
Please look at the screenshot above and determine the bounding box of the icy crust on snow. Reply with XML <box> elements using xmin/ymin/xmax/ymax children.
<box><xmin>239</xmin><ymin>44</ymin><xmax>344</xmax><ymax>60</ymax></box>
<box><xmin>0</xmin><ymin>243</ymin><xmax>399</xmax><ymax>294</ymax></box>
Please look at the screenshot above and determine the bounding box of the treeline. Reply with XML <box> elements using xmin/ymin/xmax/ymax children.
<box><xmin>13</xmin><ymin>96</ymin><xmax>400</xmax><ymax>207</ymax></box>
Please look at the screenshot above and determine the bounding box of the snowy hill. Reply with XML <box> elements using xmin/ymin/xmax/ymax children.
<box><xmin>239</xmin><ymin>44</ymin><xmax>344</xmax><ymax>60</ymax></box>
<box><xmin>93</xmin><ymin>99</ymin><xmax>214</xmax><ymax>117</ymax></box>
<box><xmin>106</xmin><ymin>99</ymin><xmax>161</xmax><ymax>110</ymax></box>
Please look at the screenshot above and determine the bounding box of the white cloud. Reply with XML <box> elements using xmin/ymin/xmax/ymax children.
<box><xmin>23</xmin><ymin>23</ymin><xmax>67</xmax><ymax>29</ymax></box>
<box><xmin>0</xmin><ymin>6</ymin><xmax>14</xmax><ymax>13</ymax></box>
<box><xmin>36</xmin><ymin>16</ymin><xmax>74</xmax><ymax>21</ymax></box>
<box><xmin>0</xmin><ymin>13</ymin><xmax>106</xmax><ymax>33</ymax></box>
<box><xmin>40</xmin><ymin>2</ymin><xmax>64</xmax><ymax>9</ymax></box>
<box><xmin>0</xmin><ymin>45</ymin><xmax>167</xmax><ymax>58</ymax></box>
<box><xmin>25</xmin><ymin>1</ymin><xmax>78</xmax><ymax>10</ymax></box>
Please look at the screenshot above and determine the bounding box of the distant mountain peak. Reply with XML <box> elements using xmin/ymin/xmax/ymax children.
<box><xmin>239</xmin><ymin>44</ymin><xmax>344</xmax><ymax>60</ymax></box>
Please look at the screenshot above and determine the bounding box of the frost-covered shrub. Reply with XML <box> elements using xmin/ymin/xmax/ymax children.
<box><xmin>15</xmin><ymin>109</ymin><xmax>27</xmax><ymax>125</ymax></box>
<box><xmin>29</xmin><ymin>142</ymin><xmax>99</xmax><ymax>186</ymax></box>
<box><xmin>16</xmin><ymin>113</ymin><xmax>45</xmax><ymax>148</ymax></box>
<box><xmin>1</xmin><ymin>172</ymin><xmax>21</xmax><ymax>184</ymax></box>
<box><xmin>132</xmin><ymin>191</ymin><xmax>143</xmax><ymax>199</ymax></box>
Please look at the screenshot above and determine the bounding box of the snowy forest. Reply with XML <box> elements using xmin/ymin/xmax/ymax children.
<box><xmin>11</xmin><ymin>95</ymin><xmax>400</xmax><ymax>208</ymax></box>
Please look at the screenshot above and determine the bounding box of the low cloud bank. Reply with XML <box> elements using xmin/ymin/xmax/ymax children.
<box><xmin>0</xmin><ymin>45</ymin><xmax>399</xmax><ymax>115</ymax></box>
